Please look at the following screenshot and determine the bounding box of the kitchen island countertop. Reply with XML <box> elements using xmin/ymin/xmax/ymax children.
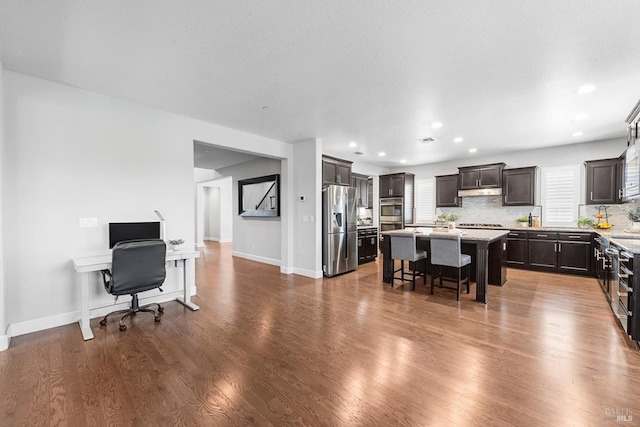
<box><xmin>385</xmin><ymin>227</ymin><xmax>508</xmax><ymax>242</ymax></box>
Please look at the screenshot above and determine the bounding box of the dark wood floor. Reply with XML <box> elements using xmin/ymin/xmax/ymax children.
<box><xmin>1</xmin><ymin>242</ymin><xmax>639</xmax><ymax>426</ymax></box>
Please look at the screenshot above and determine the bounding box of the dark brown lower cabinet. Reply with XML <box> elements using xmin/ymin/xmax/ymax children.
<box><xmin>528</xmin><ymin>239</ymin><xmax>558</xmax><ymax>271</ymax></box>
<box><xmin>506</xmin><ymin>231</ymin><xmax>528</xmax><ymax>267</ymax></box>
<box><xmin>557</xmin><ymin>237</ymin><xmax>592</xmax><ymax>274</ymax></box>
<box><xmin>358</xmin><ymin>228</ymin><xmax>378</xmax><ymax>264</ymax></box>
<box><xmin>509</xmin><ymin>230</ymin><xmax>593</xmax><ymax>276</ymax></box>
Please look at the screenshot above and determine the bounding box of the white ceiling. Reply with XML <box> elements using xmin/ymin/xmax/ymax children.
<box><xmin>1</xmin><ymin>1</ymin><xmax>639</xmax><ymax>167</ymax></box>
<box><xmin>193</xmin><ymin>141</ymin><xmax>259</xmax><ymax>170</ymax></box>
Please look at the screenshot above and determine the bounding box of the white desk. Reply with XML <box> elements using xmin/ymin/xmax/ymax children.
<box><xmin>72</xmin><ymin>250</ymin><xmax>200</xmax><ymax>340</ymax></box>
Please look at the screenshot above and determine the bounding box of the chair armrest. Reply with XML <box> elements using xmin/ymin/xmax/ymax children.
<box><xmin>100</xmin><ymin>269</ymin><xmax>112</xmax><ymax>288</ymax></box>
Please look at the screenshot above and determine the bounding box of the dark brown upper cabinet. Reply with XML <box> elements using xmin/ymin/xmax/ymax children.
<box><xmin>322</xmin><ymin>155</ymin><xmax>352</xmax><ymax>186</ymax></box>
<box><xmin>435</xmin><ymin>174</ymin><xmax>461</xmax><ymax>207</ymax></box>
<box><xmin>351</xmin><ymin>173</ymin><xmax>370</xmax><ymax>207</ymax></box>
<box><xmin>458</xmin><ymin>163</ymin><xmax>505</xmax><ymax>190</ymax></box>
<box><xmin>379</xmin><ymin>173</ymin><xmax>413</xmax><ymax>198</ymax></box>
<box><xmin>585</xmin><ymin>158</ymin><xmax>622</xmax><ymax>205</ymax></box>
<box><xmin>502</xmin><ymin>167</ymin><xmax>537</xmax><ymax>206</ymax></box>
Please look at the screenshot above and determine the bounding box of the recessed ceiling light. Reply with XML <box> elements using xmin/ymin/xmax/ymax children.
<box><xmin>469</xmin><ymin>148</ymin><xmax>477</xmax><ymax>153</ymax></box>
<box><xmin>572</xmin><ymin>131</ymin><xmax>584</xmax><ymax>137</ymax></box>
<box><xmin>454</xmin><ymin>137</ymin><xmax>464</xmax><ymax>143</ymax></box>
<box><xmin>572</xmin><ymin>113</ymin><xmax>589</xmax><ymax>121</ymax></box>
<box><xmin>576</xmin><ymin>84</ymin><xmax>595</xmax><ymax>94</ymax></box>
<box><xmin>378</xmin><ymin>152</ymin><xmax>386</xmax><ymax>157</ymax></box>
<box><xmin>431</xmin><ymin>122</ymin><xmax>443</xmax><ymax>129</ymax></box>
<box><xmin>400</xmin><ymin>159</ymin><xmax>407</xmax><ymax>163</ymax></box>
<box><xmin>349</xmin><ymin>141</ymin><xmax>357</xmax><ymax>148</ymax></box>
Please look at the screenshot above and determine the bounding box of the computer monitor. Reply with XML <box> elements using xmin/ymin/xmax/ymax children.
<box><xmin>108</xmin><ymin>222</ymin><xmax>161</xmax><ymax>248</ymax></box>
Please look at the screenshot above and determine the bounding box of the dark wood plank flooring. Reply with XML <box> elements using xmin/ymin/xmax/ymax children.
<box><xmin>1</xmin><ymin>242</ymin><xmax>639</xmax><ymax>425</ymax></box>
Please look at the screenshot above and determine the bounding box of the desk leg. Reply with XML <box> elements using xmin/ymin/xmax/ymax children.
<box><xmin>176</xmin><ymin>258</ymin><xmax>199</xmax><ymax>311</ymax></box>
<box><xmin>79</xmin><ymin>272</ymin><xmax>94</xmax><ymax>340</ymax></box>
<box><xmin>475</xmin><ymin>242</ymin><xmax>489</xmax><ymax>304</ymax></box>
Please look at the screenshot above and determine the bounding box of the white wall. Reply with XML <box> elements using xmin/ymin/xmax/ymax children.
<box><xmin>293</xmin><ymin>139</ymin><xmax>322</xmax><ymax>277</ymax></box>
<box><xmin>392</xmin><ymin>138</ymin><xmax>625</xmax><ymax>181</ymax></box>
<box><xmin>3</xmin><ymin>72</ymin><xmax>297</xmax><ymax>336</ymax></box>
<box><xmin>195</xmin><ymin>176</ymin><xmax>232</xmax><ymax>244</ymax></box>
<box><xmin>0</xmin><ymin>61</ymin><xmax>7</xmax><ymax>351</ymax></box>
<box><xmin>215</xmin><ymin>158</ymin><xmax>282</xmax><ymax>265</ymax></box>
<box><xmin>206</xmin><ymin>187</ymin><xmax>221</xmax><ymax>240</ymax></box>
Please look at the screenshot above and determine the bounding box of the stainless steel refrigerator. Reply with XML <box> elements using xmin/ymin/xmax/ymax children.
<box><xmin>322</xmin><ymin>185</ymin><xmax>358</xmax><ymax>277</ymax></box>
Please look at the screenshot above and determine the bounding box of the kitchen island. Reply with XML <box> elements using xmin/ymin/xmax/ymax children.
<box><xmin>381</xmin><ymin>228</ymin><xmax>509</xmax><ymax>303</ymax></box>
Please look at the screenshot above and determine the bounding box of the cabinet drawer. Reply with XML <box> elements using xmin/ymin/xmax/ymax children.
<box><xmin>528</xmin><ymin>232</ymin><xmax>558</xmax><ymax>240</ymax></box>
<box><xmin>508</xmin><ymin>230</ymin><xmax>527</xmax><ymax>238</ymax></box>
<box><xmin>558</xmin><ymin>232</ymin><xmax>591</xmax><ymax>242</ymax></box>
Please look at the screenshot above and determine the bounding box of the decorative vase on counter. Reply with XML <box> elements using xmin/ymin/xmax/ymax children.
<box><xmin>633</xmin><ymin>222</ymin><xmax>640</xmax><ymax>231</ymax></box>
<box><xmin>448</xmin><ymin>221</ymin><xmax>456</xmax><ymax>229</ymax></box>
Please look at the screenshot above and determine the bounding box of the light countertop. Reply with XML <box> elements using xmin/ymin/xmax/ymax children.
<box><xmin>383</xmin><ymin>227</ymin><xmax>508</xmax><ymax>242</ymax></box>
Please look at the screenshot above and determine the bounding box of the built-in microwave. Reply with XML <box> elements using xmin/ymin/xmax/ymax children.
<box><xmin>623</xmin><ymin>140</ymin><xmax>640</xmax><ymax>201</ymax></box>
<box><xmin>380</xmin><ymin>197</ymin><xmax>403</xmax><ymax>222</ymax></box>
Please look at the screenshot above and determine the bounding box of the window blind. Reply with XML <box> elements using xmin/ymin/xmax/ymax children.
<box><xmin>415</xmin><ymin>178</ymin><xmax>435</xmax><ymax>222</ymax></box>
<box><xmin>541</xmin><ymin>164</ymin><xmax>580</xmax><ymax>226</ymax></box>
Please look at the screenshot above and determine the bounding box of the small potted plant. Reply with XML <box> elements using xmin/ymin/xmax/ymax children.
<box><xmin>623</xmin><ymin>205</ymin><xmax>640</xmax><ymax>230</ymax></box>
<box><xmin>444</xmin><ymin>213</ymin><xmax>461</xmax><ymax>229</ymax></box>
<box><xmin>576</xmin><ymin>217</ymin><xmax>594</xmax><ymax>229</ymax></box>
<box><xmin>168</xmin><ymin>238</ymin><xmax>185</xmax><ymax>251</ymax></box>
<box><xmin>516</xmin><ymin>217</ymin><xmax>529</xmax><ymax>227</ymax></box>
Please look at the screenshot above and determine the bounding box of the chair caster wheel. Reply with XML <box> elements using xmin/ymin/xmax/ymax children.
<box><xmin>99</xmin><ymin>319</ymin><xmax>107</xmax><ymax>326</ymax></box>
<box><xmin>119</xmin><ymin>324</ymin><xmax>127</xmax><ymax>331</ymax></box>
<box><xmin>154</xmin><ymin>316</ymin><xmax>161</xmax><ymax>322</ymax></box>
<box><xmin>158</xmin><ymin>306</ymin><xmax>164</xmax><ymax>313</ymax></box>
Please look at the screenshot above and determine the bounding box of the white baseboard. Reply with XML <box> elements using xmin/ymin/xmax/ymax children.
<box><xmin>0</xmin><ymin>333</ymin><xmax>9</xmax><ymax>352</ymax></box>
<box><xmin>8</xmin><ymin>290</ymin><xmax>192</xmax><ymax>338</ymax></box>
<box><xmin>293</xmin><ymin>267</ymin><xmax>323</xmax><ymax>279</ymax></box>
<box><xmin>280</xmin><ymin>266</ymin><xmax>294</xmax><ymax>275</ymax></box>
<box><xmin>205</xmin><ymin>237</ymin><xmax>232</xmax><ymax>243</ymax></box>
<box><xmin>196</xmin><ymin>242</ymin><xmax>205</xmax><ymax>248</ymax></box>
<box><xmin>232</xmin><ymin>251</ymin><xmax>281</xmax><ymax>267</ymax></box>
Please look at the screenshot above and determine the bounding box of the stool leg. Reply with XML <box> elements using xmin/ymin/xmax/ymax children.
<box><xmin>430</xmin><ymin>266</ymin><xmax>435</xmax><ymax>295</ymax></box>
<box><xmin>456</xmin><ymin>266</ymin><xmax>461</xmax><ymax>301</ymax></box>
<box><xmin>390</xmin><ymin>258</ymin><xmax>394</xmax><ymax>287</ymax></box>
<box><xmin>466</xmin><ymin>264</ymin><xmax>470</xmax><ymax>294</ymax></box>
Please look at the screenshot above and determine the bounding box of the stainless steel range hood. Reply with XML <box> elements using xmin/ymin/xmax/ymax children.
<box><xmin>458</xmin><ymin>188</ymin><xmax>503</xmax><ymax>197</ymax></box>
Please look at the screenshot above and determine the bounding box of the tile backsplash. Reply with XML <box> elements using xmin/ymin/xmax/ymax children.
<box><xmin>437</xmin><ymin>196</ymin><xmax>540</xmax><ymax>227</ymax></box>
<box><xmin>436</xmin><ymin>196</ymin><xmax>639</xmax><ymax>229</ymax></box>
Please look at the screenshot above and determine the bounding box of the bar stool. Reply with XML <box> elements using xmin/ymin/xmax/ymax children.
<box><xmin>389</xmin><ymin>233</ymin><xmax>428</xmax><ymax>290</ymax></box>
<box><xmin>429</xmin><ymin>232</ymin><xmax>471</xmax><ymax>300</ymax></box>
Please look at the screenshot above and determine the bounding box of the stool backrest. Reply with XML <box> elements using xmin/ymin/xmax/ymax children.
<box><xmin>390</xmin><ymin>233</ymin><xmax>419</xmax><ymax>262</ymax></box>
<box><xmin>430</xmin><ymin>233</ymin><xmax>462</xmax><ymax>267</ymax></box>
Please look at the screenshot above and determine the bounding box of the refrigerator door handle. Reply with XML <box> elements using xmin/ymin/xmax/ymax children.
<box><xmin>345</xmin><ymin>203</ymin><xmax>349</xmax><ymax>259</ymax></box>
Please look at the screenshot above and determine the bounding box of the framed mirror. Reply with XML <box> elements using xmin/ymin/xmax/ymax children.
<box><xmin>238</xmin><ymin>174</ymin><xmax>280</xmax><ymax>217</ymax></box>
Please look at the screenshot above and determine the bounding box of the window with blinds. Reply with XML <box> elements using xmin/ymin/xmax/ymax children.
<box><xmin>415</xmin><ymin>178</ymin><xmax>435</xmax><ymax>222</ymax></box>
<box><xmin>540</xmin><ymin>164</ymin><xmax>580</xmax><ymax>226</ymax></box>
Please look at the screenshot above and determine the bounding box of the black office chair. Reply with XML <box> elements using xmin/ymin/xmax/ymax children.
<box><xmin>100</xmin><ymin>239</ymin><xmax>167</xmax><ymax>331</ymax></box>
